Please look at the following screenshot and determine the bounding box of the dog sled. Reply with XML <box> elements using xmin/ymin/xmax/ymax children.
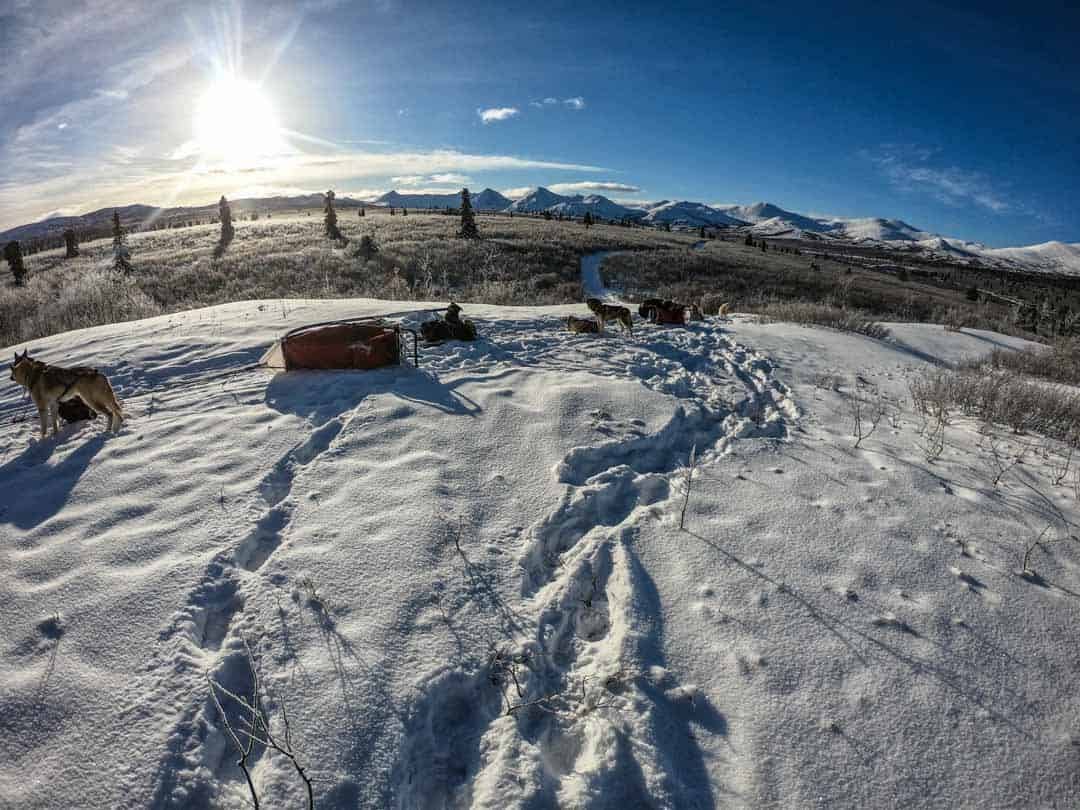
<box><xmin>261</xmin><ymin>317</ymin><xmax>420</xmax><ymax>371</ymax></box>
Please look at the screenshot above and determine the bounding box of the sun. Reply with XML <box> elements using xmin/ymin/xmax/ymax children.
<box><xmin>193</xmin><ymin>76</ymin><xmax>286</xmax><ymax>166</ymax></box>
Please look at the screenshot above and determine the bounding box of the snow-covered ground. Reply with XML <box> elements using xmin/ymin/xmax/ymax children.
<box><xmin>2</xmin><ymin>290</ymin><xmax>1079</xmax><ymax>808</ymax></box>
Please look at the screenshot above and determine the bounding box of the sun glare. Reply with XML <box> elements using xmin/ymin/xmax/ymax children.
<box><xmin>193</xmin><ymin>76</ymin><xmax>285</xmax><ymax>166</ymax></box>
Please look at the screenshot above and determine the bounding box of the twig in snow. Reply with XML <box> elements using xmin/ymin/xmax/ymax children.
<box><xmin>207</xmin><ymin>639</ymin><xmax>315</xmax><ymax>809</ymax></box>
<box><xmin>679</xmin><ymin>444</ymin><xmax>697</xmax><ymax>531</ymax></box>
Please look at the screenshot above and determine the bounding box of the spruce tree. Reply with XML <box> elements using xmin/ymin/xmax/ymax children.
<box><xmin>583</xmin><ymin>211</ymin><xmax>594</xmax><ymax>229</ymax></box>
<box><xmin>698</xmin><ymin>225</ymin><xmax>706</xmax><ymax>239</ymax></box>
<box><xmin>63</xmin><ymin>228</ymin><xmax>79</xmax><ymax>258</ymax></box>
<box><xmin>324</xmin><ymin>190</ymin><xmax>343</xmax><ymax>240</ymax></box>
<box><xmin>4</xmin><ymin>240</ymin><xmax>26</xmax><ymax>285</ymax></box>
<box><xmin>112</xmin><ymin>210</ymin><xmax>132</xmax><ymax>274</ymax></box>
<box><xmin>215</xmin><ymin>195</ymin><xmax>235</xmax><ymax>258</ymax></box>
<box><xmin>458</xmin><ymin>188</ymin><xmax>479</xmax><ymax>239</ymax></box>
<box><xmin>359</xmin><ymin>207</ymin><xmax>365</xmax><ymax>217</ymax></box>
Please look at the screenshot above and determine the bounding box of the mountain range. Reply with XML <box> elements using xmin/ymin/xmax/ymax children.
<box><xmin>374</xmin><ymin>188</ymin><xmax>511</xmax><ymax>211</ymax></box>
<box><xmin>3</xmin><ymin>188</ymin><xmax>1078</xmax><ymax>276</ymax></box>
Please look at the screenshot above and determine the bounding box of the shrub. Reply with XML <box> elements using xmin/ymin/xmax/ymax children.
<box><xmin>754</xmin><ymin>302</ymin><xmax>890</xmax><ymax>339</ymax></box>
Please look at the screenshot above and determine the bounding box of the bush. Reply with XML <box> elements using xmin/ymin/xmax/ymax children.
<box><xmin>911</xmin><ymin>366</ymin><xmax>1080</xmax><ymax>442</ymax></box>
<box><xmin>970</xmin><ymin>340</ymin><xmax>1080</xmax><ymax>387</ymax></box>
<box><xmin>754</xmin><ymin>302</ymin><xmax>890</xmax><ymax>339</ymax></box>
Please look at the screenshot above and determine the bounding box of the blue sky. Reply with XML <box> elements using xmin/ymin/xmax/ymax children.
<box><xmin>1</xmin><ymin>0</ymin><xmax>1077</xmax><ymax>246</ymax></box>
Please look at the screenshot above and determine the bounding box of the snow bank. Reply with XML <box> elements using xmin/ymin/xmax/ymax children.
<box><xmin>2</xmin><ymin>301</ymin><xmax>1078</xmax><ymax>808</ymax></box>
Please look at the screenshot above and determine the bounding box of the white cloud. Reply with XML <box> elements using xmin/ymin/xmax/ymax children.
<box><xmin>429</xmin><ymin>173</ymin><xmax>469</xmax><ymax>185</ymax></box>
<box><xmin>501</xmin><ymin>187</ymin><xmax>534</xmax><ymax>199</ymax></box>
<box><xmin>0</xmin><ymin>148</ymin><xmax>609</xmax><ymax>231</ymax></box>
<box><xmin>548</xmin><ymin>181</ymin><xmax>639</xmax><ymax>194</ymax></box>
<box><xmin>563</xmin><ymin>97</ymin><xmax>586</xmax><ymax>110</ymax></box>
<box><xmin>865</xmin><ymin>146</ymin><xmax>1010</xmax><ymax>213</ymax></box>
<box><xmin>478</xmin><ymin>107</ymin><xmax>519</xmax><ymax>124</ymax></box>
<box><xmin>543</xmin><ymin>97</ymin><xmax>558</xmax><ymax>105</ymax></box>
<box><xmin>391</xmin><ymin>172</ymin><xmax>470</xmax><ymax>187</ymax></box>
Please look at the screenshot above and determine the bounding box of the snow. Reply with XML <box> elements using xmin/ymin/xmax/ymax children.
<box><xmin>980</xmin><ymin>241</ymin><xmax>1080</xmax><ymax>276</ymax></box>
<box><xmin>640</xmin><ymin>201</ymin><xmax>744</xmax><ymax>227</ymax></box>
<box><xmin>3</xmin><ymin>263</ymin><xmax>1080</xmax><ymax>807</ymax></box>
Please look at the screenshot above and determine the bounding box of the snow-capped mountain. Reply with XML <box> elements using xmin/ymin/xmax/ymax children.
<box><xmin>506</xmin><ymin>187</ymin><xmax>641</xmax><ymax>219</ymax></box>
<box><xmin>505</xmin><ymin>187</ymin><xmax>571</xmax><ymax>213</ymax></box>
<box><xmin>548</xmin><ymin>194</ymin><xmax>638</xmax><ymax>220</ymax></box>
<box><xmin>719</xmin><ymin>202</ymin><xmax>821</xmax><ymax>233</ymax></box>
<box><xmin>374</xmin><ymin>188</ymin><xmax>511</xmax><ymax>210</ymax></box>
<box><xmin>640</xmin><ymin>200</ymin><xmax>745</xmax><ymax>227</ymax></box>
<box><xmin>977</xmin><ymin>240</ymin><xmax>1080</xmax><ymax>275</ymax></box>
<box><xmin>717</xmin><ymin>203</ymin><xmax>932</xmax><ymax>243</ymax></box>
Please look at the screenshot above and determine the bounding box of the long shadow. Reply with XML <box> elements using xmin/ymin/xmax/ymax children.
<box><xmin>884</xmin><ymin>339</ymin><xmax>950</xmax><ymax>367</ymax></box>
<box><xmin>624</xmin><ymin>542</ymin><xmax>729</xmax><ymax>809</ymax></box>
<box><xmin>265</xmin><ymin>365</ymin><xmax>481</xmax><ymax>424</ymax></box>
<box><xmin>958</xmin><ymin>330</ymin><xmax>1028</xmax><ymax>352</ymax></box>
<box><xmin>0</xmin><ymin>431</ymin><xmax>108</xmax><ymax>529</ymax></box>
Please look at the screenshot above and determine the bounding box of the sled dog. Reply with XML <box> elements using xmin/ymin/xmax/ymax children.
<box><xmin>585</xmin><ymin>298</ymin><xmax>633</xmax><ymax>335</ymax></box>
<box><xmin>565</xmin><ymin>315</ymin><xmax>601</xmax><ymax>334</ymax></box>
<box><xmin>9</xmin><ymin>350</ymin><xmax>123</xmax><ymax>437</ymax></box>
<box><xmin>717</xmin><ymin>302</ymin><xmax>731</xmax><ymax>318</ymax></box>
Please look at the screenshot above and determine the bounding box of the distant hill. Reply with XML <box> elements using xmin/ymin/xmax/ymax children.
<box><xmin>507</xmin><ymin>187</ymin><xmax>643</xmax><ymax>219</ymax></box>
<box><xmin>374</xmin><ymin>188</ymin><xmax>511</xmax><ymax>211</ymax></box>
<box><xmin>0</xmin><ymin>194</ymin><xmax>370</xmax><ymax>244</ymax></box>
<box><xmin>641</xmin><ymin>201</ymin><xmax>745</xmax><ymax>227</ymax></box>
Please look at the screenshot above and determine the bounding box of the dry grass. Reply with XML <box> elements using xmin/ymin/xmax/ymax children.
<box><xmin>971</xmin><ymin>339</ymin><xmax>1080</xmax><ymax>387</ymax></box>
<box><xmin>2</xmin><ymin>212</ymin><xmax>698</xmax><ymax>347</ymax></box>
<box><xmin>752</xmin><ymin>302</ymin><xmax>890</xmax><ymax>339</ymax></box>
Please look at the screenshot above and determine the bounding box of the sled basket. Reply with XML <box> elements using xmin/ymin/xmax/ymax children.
<box><xmin>261</xmin><ymin>317</ymin><xmax>419</xmax><ymax>371</ymax></box>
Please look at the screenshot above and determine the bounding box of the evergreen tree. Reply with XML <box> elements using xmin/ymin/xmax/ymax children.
<box><xmin>744</xmin><ymin>234</ymin><xmax>755</xmax><ymax>247</ymax></box>
<box><xmin>402</xmin><ymin>206</ymin><xmax>407</xmax><ymax>216</ymax></box>
<box><xmin>324</xmin><ymin>190</ymin><xmax>343</xmax><ymax>240</ymax></box>
<box><xmin>215</xmin><ymin>195</ymin><xmax>235</xmax><ymax>258</ymax></box>
<box><xmin>4</xmin><ymin>240</ymin><xmax>26</xmax><ymax>285</ymax></box>
<box><xmin>583</xmin><ymin>211</ymin><xmax>594</xmax><ymax>229</ymax></box>
<box><xmin>458</xmin><ymin>188</ymin><xmax>479</xmax><ymax>239</ymax></box>
<box><xmin>698</xmin><ymin>225</ymin><xmax>706</xmax><ymax>239</ymax></box>
<box><xmin>112</xmin><ymin>210</ymin><xmax>132</xmax><ymax>274</ymax></box>
<box><xmin>359</xmin><ymin>207</ymin><xmax>365</xmax><ymax>217</ymax></box>
<box><xmin>355</xmin><ymin>234</ymin><xmax>379</xmax><ymax>262</ymax></box>
<box><xmin>390</xmin><ymin>206</ymin><xmax>396</xmax><ymax>216</ymax></box>
<box><xmin>63</xmin><ymin>228</ymin><xmax>79</xmax><ymax>258</ymax></box>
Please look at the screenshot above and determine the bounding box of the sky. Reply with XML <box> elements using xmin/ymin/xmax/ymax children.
<box><xmin>1</xmin><ymin>0</ymin><xmax>1078</xmax><ymax>247</ymax></box>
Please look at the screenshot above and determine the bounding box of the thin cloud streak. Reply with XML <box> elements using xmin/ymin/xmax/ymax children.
<box><xmin>865</xmin><ymin>146</ymin><xmax>1011</xmax><ymax>213</ymax></box>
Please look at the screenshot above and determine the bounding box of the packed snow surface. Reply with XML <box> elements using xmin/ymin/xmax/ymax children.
<box><xmin>2</xmin><ymin>286</ymin><xmax>1079</xmax><ymax>808</ymax></box>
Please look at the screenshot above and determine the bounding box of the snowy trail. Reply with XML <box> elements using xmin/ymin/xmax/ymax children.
<box><xmin>579</xmin><ymin>250</ymin><xmax>624</xmax><ymax>303</ymax></box>
<box><xmin>392</xmin><ymin>314</ymin><xmax>798</xmax><ymax>808</ymax></box>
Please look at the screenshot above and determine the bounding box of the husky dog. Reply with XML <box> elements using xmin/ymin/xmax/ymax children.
<box><xmin>717</xmin><ymin>302</ymin><xmax>731</xmax><ymax>318</ymax></box>
<box><xmin>9</xmin><ymin>350</ymin><xmax>123</xmax><ymax>437</ymax></box>
<box><xmin>565</xmin><ymin>315</ymin><xmax>600</xmax><ymax>334</ymax></box>
<box><xmin>585</xmin><ymin>298</ymin><xmax>633</xmax><ymax>335</ymax></box>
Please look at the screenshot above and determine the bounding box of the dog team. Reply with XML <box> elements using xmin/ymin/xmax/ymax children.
<box><xmin>10</xmin><ymin>295</ymin><xmax>727</xmax><ymax>439</ymax></box>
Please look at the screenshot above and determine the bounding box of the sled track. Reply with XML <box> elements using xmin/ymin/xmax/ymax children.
<box><xmin>393</xmin><ymin>324</ymin><xmax>798</xmax><ymax>808</ymax></box>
